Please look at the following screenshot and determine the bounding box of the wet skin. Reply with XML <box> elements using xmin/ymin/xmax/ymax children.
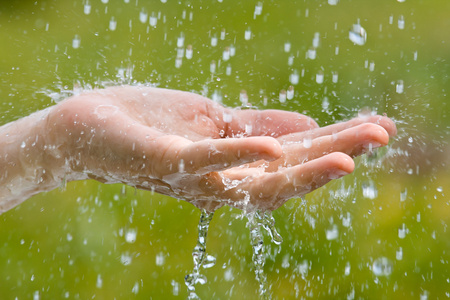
<box><xmin>0</xmin><ymin>86</ymin><xmax>396</xmax><ymax>212</ymax></box>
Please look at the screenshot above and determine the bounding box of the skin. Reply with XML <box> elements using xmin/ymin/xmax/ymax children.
<box><xmin>0</xmin><ymin>85</ymin><xmax>396</xmax><ymax>213</ymax></box>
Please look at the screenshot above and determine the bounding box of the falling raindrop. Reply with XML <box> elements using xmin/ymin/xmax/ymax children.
<box><xmin>210</xmin><ymin>60</ymin><xmax>216</xmax><ymax>74</ymax></box>
<box><xmin>229</xmin><ymin>45</ymin><xmax>236</xmax><ymax>56</ymax></box>
<box><xmin>223</xmin><ymin>47</ymin><xmax>230</xmax><ymax>61</ymax></box>
<box><xmin>307</xmin><ymin>47</ymin><xmax>317</xmax><ymax>59</ymax></box>
<box><xmin>287</xmin><ymin>86</ymin><xmax>294</xmax><ymax>100</ymax></box>
<box><xmin>316</xmin><ymin>70</ymin><xmax>324</xmax><ymax>84</ymax></box>
<box><xmin>398</xmin><ymin>15</ymin><xmax>405</xmax><ymax>30</ymax></box>
<box><xmin>109</xmin><ymin>17</ymin><xmax>117</xmax><ymax>31</ymax></box>
<box><xmin>175</xmin><ymin>57</ymin><xmax>182</xmax><ymax>69</ymax></box>
<box><xmin>139</xmin><ymin>10</ymin><xmax>148</xmax><ymax>23</ymax></box>
<box><xmin>312</xmin><ymin>32</ymin><xmax>320</xmax><ymax>48</ymax></box>
<box><xmin>349</xmin><ymin>22</ymin><xmax>367</xmax><ymax>45</ymax></box>
<box><xmin>279</xmin><ymin>90</ymin><xmax>287</xmax><ymax>103</ymax></box>
<box><xmin>254</xmin><ymin>2</ymin><xmax>263</xmax><ymax>17</ymax></box>
<box><xmin>149</xmin><ymin>14</ymin><xmax>157</xmax><ymax>27</ymax></box>
<box><xmin>84</xmin><ymin>1</ymin><xmax>91</xmax><ymax>15</ymax></box>
<box><xmin>372</xmin><ymin>257</ymin><xmax>393</xmax><ymax>276</ymax></box>
<box><xmin>326</xmin><ymin>224</ymin><xmax>339</xmax><ymax>240</ymax></box>
<box><xmin>211</xmin><ymin>35</ymin><xmax>218</xmax><ymax>47</ymax></box>
<box><xmin>284</xmin><ymin>42</ymin><xmax>291</xmax><ymax>53</ymax></box>
<box><xmin>125</xmin><ymin>229</ymin><xmax>137</xmax><ymax>243</ymax></box>
<box><xmin>72</xmin><ymin>35</ymin><xmax>81</xmax><ymax>49</ymax></box>
<box><xmin>177</xmin><ymin>34</ymin><xmax>185</xmax><ymax>48</ymax></box>
<box><xmin>328</xmin><ymin>0</ymin><xmax>339</xmax><ymax>5</ymax></box>
<box><xmin>396</xmin><ymin>80</ymin><xmax>404</xmax><ymax>94</ymax></box>
<box><xmin>396</xmin><ymin>247</ymin><xmax>403</xmax><ymax>260</ymax></box>
<box><xmin>240</xmin><ymin>90</ymin><xmax>248</xmax><ymax>106</ymax></box>
<box><xmin>289</xmin><ymin>70</ymin><xmax>299</xmax><ymax>85</ymax></box>
<box><xmin>186</xmin><ymin>45</ymin><xmax>193</xmax><ymax>59</ymax></box>
<box><xmin>244</xmin><ymin>28</ymin><xmax>252</xmax><ymax>40</ymax></box>
<box><xmin>226</xmin><ymin>64</ymin><xmax>232</xmax><ymax>75</ymax></box>
<box><xmin>398</xmin><ymin>223</ymin><xmax>406</xmax><ymax>239</ymax></box>
<box><xmin>332</xmin><ymin>71</ymin><xmax>339</xmax><ymax>83</ymax></box>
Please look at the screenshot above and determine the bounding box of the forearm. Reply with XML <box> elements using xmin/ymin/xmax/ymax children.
<box><xmin>0</xmin><ymin>108</ymin><xmax>69</xmax><ymax>213</ymax></box>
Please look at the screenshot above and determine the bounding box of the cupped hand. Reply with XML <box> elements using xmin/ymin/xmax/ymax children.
<box><xmin>47</xmin><ymin>86</ymin><xmax>396</xmax><ymax>211</ymax></box>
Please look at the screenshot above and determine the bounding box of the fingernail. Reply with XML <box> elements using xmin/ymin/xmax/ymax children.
<box><xmin>328</xmin><ymin>169</ymin><xmax>350</xmax><ymax>180</ymax></box>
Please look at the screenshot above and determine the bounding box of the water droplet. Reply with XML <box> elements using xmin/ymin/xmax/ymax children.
<box><xmin>289</xmin><ymin>70</ymin><xmax>299</xmax><ymax>85</ymax></box>
<box><xmin>211</xmin><ymin>35</ymin><xmax>218</xmax><ymax>47</ymax></box>
<box><xmin>303</xmin><ymin>137</ymin><xmax>312</xmax><ymax>148</ymax></box>
<box><xmin>372</xmin><ymin>257</ymin><xmax>392</xmax><ymax>276</ymax></box>
<box><xmin>369</xmin><ymin>60</ymin><xmax>375</xmax><ymax>72</ymax></box>
<box><xmin>420</xmin><ymin>291</ymin><xmax>429</xmax><ymax>300</ymax></box>
<box><xmin>342</xmin><ymin>213</ymin><xmax>351</xmax><ymax>227</ymax></box>
<box><xmin>239</xmin><ymin>90</ymin><xmax>248</xmax><ymax>106</ymax></box>
<box><xmin>328</xmin><ymin>0</ymin><xmax>339</xmax><ymax>5</ymax></box>
<box><xmin>396</xmin><ymin>247</ymin><xmax>403</xmax><ymax>260</ymax></box>
<box><xmin>109</xmin><ymin>17</ymin><xmax>117</xmax><ymax>31</ymax></box>
<box><xmin>398</xmin><ymin>223</ymin><xmax>406</xmax><ymax>239</ymax></box>
<box><xmin>287</xmin><ymin>86</ymin><xmax>294</xmax><ymax>100</ymax></box>
<box><xmin>316</xmin><ymin>70</ymin><xmax>324</xmax><ymax>84</ymax></box>
<box><xmin>226</xmin><ymin>64</ymin><xmax>232</xmax><ymax>75</ymax></box>
<box><xmin>326</xmin><ymin>224</ymin><xmax>339</xmax><ymax>240</ymax></box>
<box><xmin>245</xmin><ymin>124</ymin><xmax>253</xmax><ymax>135</ymax></box>
<box><xmin>186</xmin><ymin>45</ymin><xmax>193</xmax><ymax>59</ymax></box>
<box><xmin>20</xmin><ymin>141</ymin><xmax>26</xmax><ymax>148</ymax></box>
<box><xmin>84</xmin><ymin>1</ymin><xmax>91</xmax><ymax>15</ymax></box>
<box><xmin>307</xmin><ymin>47</ymin><xmax>317</xmax><ymax>59</ymax></box>
<box><xmin>362</xmin><ymin>181</ymin><xmax>378</xmax><ymax>199</ymax></box>
<box><xmin>312</xmin><ymin>32</ymin><xmax>320</xmax><ymax>48</ymax></box>
<box><xmin>210</xmin><ymin>60</ymin><xmax>216</xmax><ymax>74</ymax></box>
<box><xmin>72</xmin><ymin>35</ymin><xmax>81</xmax><ymax>49</ymax></box>
<box><xmin>96</xmin><ymin>274</ymin><xmax>103</xmax><ymax>288</ymax></box>
<box><xmin>120</xmin><ymin>252</ymin><xmax>132</xmax><ymax>265</ymax></box>
<box><xmin>131</xmin><ymin>282</ymin><xmax>139</xmax><ymax>294</ymax></box>
<box><xmin>349</xmin><ymin>22</ymin><xmax>367</xmax><ymax>45</ymax></box>
<box><xmin>125</xmin><ymin>229</ymin><xmax>137</xmax><ymax>243</ymax></box>
<box><xmin>101</xmin><ymin>0</ymin><xmax>108</xmax><ymax>3</ymax></box>
<box><xmin>398</xmin><ymin>15</ymin><xmax>405</xmax><ymax>30</ymax></box>
<box><xmin>177</xmin><ymin>34</ymin><xmax>185</xmax><ymax>48</ymax></box>
<box><xmin>156</xmin><ymin>252</ymin><xmax>165</xmax><ymax>266</ymax></box>
<box><xmin>223</xmin><ymin>112</ymin><xmax>232</xmax><ymax>123</ymax></box>
<box><xmin>400</xmin><ymin>188</ymin><xmax>407</xmax><ymax>202</ymax></box>
<box><xmin>344</xmin><ymin>262</ymin><xmax>351</xmax><ymax>275</ymax></box>
<box><xmin>203</xmin><ymin>255</ymin><xmax>216</xmax><ymax>269</ymax></box>
<box><xmin>139</xmin><ymin>10</ymin><xmax>148</xmax><ymax>23</ymax></box>
<box><xmin>66</xmin><ymin>233</ymin><xmax>73</xmax><ymax>241</ymax></box>
<box><xmin>149</xmin><ymin>14</ymin><xmax>157</xmax><ymax>27</ymax></box>
<box><xmin>284</xmin><ymin>42</ymin><xmax>291</xmax><ymax>52</ymax></box>
<box><xmin>224</xmin><ymin>268</ymin><xmax>234</xmax><ymax>281</ymax></box>
<box><xmin>396</xmin><ymin>80</ymin><xmax>404</xmax><ymax>94</ymax></box>
<box><xmin>332</xmin><ymin>71</ymin><xmax>339</xmax><ymax>83</ymax></box>
<box><xmin>279</xmin><ymin>90</ymin><xmax>286</xmax><ymax>103</ymax></box>
<box><xmin>254</xmin><ymin>2</ymin><xmax>263</xmax><ymax>16</ymax></box>
<box><xmin>244</xmin><ymin>28</ymin><xmax>252</xmax><ymax>40</ymax></box>
<box><xmin>222</xmin><ymin>47</ymin><xmax>230</xmax><ymax>61</ymax></box>
<box><xmin>287</xmin><ymin>55</ymin><xmax>294</xmax><ymax>66</ymax></box>
<box><xmin>175</xmin><ymin>57</ymin><xmax>182</xmax><ymax>68</ymax></box>
<box><xmin>220</xmin><ymin>28</ymin><xmax>226</xmax><ymax>40</ymax></box>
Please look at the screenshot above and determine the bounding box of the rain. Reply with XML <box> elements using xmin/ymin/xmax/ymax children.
<box><xmin>0</xmin><ymin>0</ymin><xmax>449</xmax><ymax>299</ymax></box>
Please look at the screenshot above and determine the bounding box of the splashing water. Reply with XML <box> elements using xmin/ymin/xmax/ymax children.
<box><xmin>185</xmin><ymin>209</ymin><xmax>216</xmax><ymax>300</ymax></box>
<box><xmin>246</xmin><ymin>210</ymin><xmax>283</xmax><ymax>300</ymax></box>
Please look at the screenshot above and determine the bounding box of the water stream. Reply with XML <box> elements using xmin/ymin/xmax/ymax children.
<box><xmin>184</xmin><ymin>209</ymin><xmax>215</xmax><ymax>300</ymax></box>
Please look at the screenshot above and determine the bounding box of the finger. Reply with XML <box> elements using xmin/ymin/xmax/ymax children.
<box><xmin>278</xmin><ymin>115</ymin><xmax>396</xmax><ymax>144</ymax></box>
<box><xmin>219</xmin><ymin>109</ymin><xmax>319</xmax><ymax>138</ymax></box>
<box><xmin>176</xmin><ymin>136</ymin><xmax>282</xmax><ymax>174</ymax></box>
<box><xmin>240</xmin><ymin>152</ymin><xmax>355</xmax><ymax>210</ymax></box>
<box><xmin>275</xmin><ymin>123</ymin><xmax>390</xmax><ymax>169</ymax></box>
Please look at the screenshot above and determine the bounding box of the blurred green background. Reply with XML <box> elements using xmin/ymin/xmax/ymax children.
<box><xmin>1</xmin><ymin>0</ymin><xmax>449</xmax><ymax>299</ymax></box>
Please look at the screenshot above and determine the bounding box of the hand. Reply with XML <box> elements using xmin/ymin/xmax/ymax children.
<box><xmin>45</xmin><ymin>86</ymin><xmax>396</xmax><ymax>211</ymax></box>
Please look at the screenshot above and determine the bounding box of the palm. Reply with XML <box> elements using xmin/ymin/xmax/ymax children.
<box><xmin>51</xmin><ymin>86</ymin><xmax>396</xmax><ymax>211</ymax></box>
